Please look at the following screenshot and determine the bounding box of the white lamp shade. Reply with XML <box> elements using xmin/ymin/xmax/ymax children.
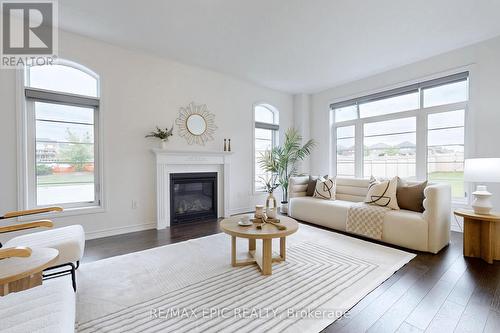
<box><xmin>464</xmin><ymin>158</ymin><xmax>500</xmax><ymax>183</ymax></box>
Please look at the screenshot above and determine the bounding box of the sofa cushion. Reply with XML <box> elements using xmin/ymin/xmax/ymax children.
<box><xmin>313</xmin><ymin>177</ymin><xmax>336</xmax><ymax>200</ymax></box>
<box><xmin>289</xmin><ymin>197</ymin><xmax>351</xmax><ymax>230</ymax></box>
<box><xmin>365</xmin><ymin>176</ymin><xmax>399</xmax><ymax>210</ymax></box>
<box><xmin>397</xmin><ymin>179</ymin><xmax>427</xmax><ymax>212</ymax></box>
<box><xmin>306</xmin><ymin>175</ymin><xmax>328</xmax><ymax>196</ymax></box>
<box><xmin>306</xmin><ymin>176</ymin><xmax>318</xmax><ymax>196</ymax></box>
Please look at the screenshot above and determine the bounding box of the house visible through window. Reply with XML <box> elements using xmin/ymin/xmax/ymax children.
<box><xmin>23</xmin><ymin>61</ymin><xmax>101</xmax><ymax>209</ymax></box>
<box><xmin>331</xmin><ymin>72</ymin><xmax>469</xmax><ymax>200</ymax></box>
<box><xmin>254</xmin><ymin>104</ymin><xmax>279</xmax><ymax>192</ymax></box>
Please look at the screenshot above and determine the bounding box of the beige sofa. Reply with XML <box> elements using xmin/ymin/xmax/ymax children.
<box><xmin>288</xmin><ymin>176</ymin><xmax>451</xmax><ymax>253</ymax></box>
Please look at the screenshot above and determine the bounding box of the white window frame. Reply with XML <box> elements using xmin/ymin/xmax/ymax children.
<box><xmin>330</xmin><ymin>68</ymin><xmax>474</xmax><ymax>205</ymax></box>
<box><xmin>17</xmin><ymin>59</ymin><xmax>105</xmax><ymax>217</ymax></box>
<box><xmin>253</xmin><ymin>103</ymin><xmax>279</xmax><ymax>193</ymax></box>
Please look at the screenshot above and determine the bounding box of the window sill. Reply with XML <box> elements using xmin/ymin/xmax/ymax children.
<box><xmin>18</xmin><ymin>205</ymin><xmax>105</xmax><ymax>222</ymax></box>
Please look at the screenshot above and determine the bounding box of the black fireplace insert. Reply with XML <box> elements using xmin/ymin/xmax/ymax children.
<box><xmin>170</xmin><ymin>172</ymin><xmax>217</xmax><ymax>224</ymax></box>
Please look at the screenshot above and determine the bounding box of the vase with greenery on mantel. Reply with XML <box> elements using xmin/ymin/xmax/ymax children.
<box><xmin>258</xmin><ymin>128</ymin><xmax>316</xmax><ymax>214</ymax></box>
<box><xmin>145</xmin><ymin>126</ymin><xmax>174</xmax><ymax>149</ymax></box>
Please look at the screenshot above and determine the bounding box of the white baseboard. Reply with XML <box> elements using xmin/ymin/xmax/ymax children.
<box><xmin>86</xmin><ymin>207</ymin><xmax>255</xmax><ymax>240</ymax></box>
<box><xmin>85</xmin><ymin>222</ymin><xmax>156</xmax><ymax>240</ymax></box>
<box><xmin>228</xmin><ymin>207</ymin><xmax>254</xmax><ymax>215</ymax></box>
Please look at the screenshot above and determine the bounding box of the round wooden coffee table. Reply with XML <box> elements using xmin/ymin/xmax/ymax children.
<box><xmin>220</xmin><ymin>215</ymin><xmax>299</xmax><ymax>275</ymax></box>
<box><xmin>0</xmin><ymin>247</ymin><xmax>59</xmax><ymax>296</ymax></box>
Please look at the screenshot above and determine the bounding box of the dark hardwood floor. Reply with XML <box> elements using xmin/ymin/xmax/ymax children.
<box><xmin>83</xmin><ymin>220</ymin><xmax>500</xmax><ymax>333</ymax></box>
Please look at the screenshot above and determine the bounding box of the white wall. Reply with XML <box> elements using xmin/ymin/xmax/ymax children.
<box><xmin>310</xmin><ymin>35</ymin><xmax>500</xmax><ymax>209</ymax></box>
<box><xmin>0</xmin><ymin>30</ymin><xmax>293</xmax><ymax>240</ymax></box>
<box><xmin>293</xmin><ymin>93</ymin><xmax>312</xmax><ymax>174</ymax></box>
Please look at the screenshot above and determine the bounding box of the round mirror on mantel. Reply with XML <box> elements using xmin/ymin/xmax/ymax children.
<box><xmin>176</xmin><ymin>102</ymin><xmax>217</xmax><ymax>145</ymax></box>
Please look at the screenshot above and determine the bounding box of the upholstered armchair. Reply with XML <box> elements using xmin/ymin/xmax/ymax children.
<box><xmin>0</xmin><ymin>207</ymin><xmax>85</xmax><ymax>291</ymax></box>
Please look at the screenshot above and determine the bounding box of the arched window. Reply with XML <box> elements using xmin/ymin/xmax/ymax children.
<box><xmin>22</xmin><ymin>60</ymin><xmax>101</xmax><ymax>210</ymax></box>
<box><xmin>254</xmin><ymin>104</ymin><xmax>279</xmax><ymax>192</ymax></box>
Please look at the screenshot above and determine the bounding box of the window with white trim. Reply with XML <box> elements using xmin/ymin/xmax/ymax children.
<box><xmin>254</xmin><ymin>104</ymin><xmax>279</xmax><ymax>192</ymax></box>
<box><xmin>23</xmin><ymin>61</ymin><xmax>101</xmax><ymax>209</ymax></box>
<box><xmin>336</xmin><ymin>126</ymin><xmax>355</xmax><ymax>177</ymax></box>
<box><xmin>331</xmin><ymin>72</ymin><xmax>468</xmax><ymax>200</ymax></box>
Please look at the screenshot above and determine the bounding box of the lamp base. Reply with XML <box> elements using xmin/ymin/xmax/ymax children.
<box><xmin>471</xmin><ymin>185</ymin><xmax>493</xmax><ymax>215</ymax></box>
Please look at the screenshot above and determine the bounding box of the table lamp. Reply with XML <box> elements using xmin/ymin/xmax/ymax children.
<box><xmin>464</xmin><ymin>158</ymin><xmax>500</xmax><ymax>214</ymax></box>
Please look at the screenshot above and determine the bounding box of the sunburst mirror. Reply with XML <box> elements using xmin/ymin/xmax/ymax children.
<box><xmin>175</xmin><ymin>102</ymin><xmax>217</xmax><ymax>145</ymax></box>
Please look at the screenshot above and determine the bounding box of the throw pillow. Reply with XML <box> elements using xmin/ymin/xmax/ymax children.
<box><xmin>365</xmin><ymin>176</ymin><xmax>400</xmax><ymax>210</ymax></box>
<box><xmin>313</xmin><ymin>177</ymin><xmax>336</xmax><ymax>200</ymax></box>
<box><xmin>306</xmin><ymin>174</ymin><xmax>328</xmax><ymax>196</ymax></box>
<box><xmin>397</xmin><ymin>179</ymin><xmax>428</xmax><ymax>213</ymax></box>
<box><xmin>306</xmin><ymin>176</ymin><xmax>318</xmax><ymax>196</ymax></box>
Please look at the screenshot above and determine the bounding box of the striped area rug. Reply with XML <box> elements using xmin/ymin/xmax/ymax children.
<box><xmin>76</xmin><ymin>224</ymin><xmax>414</xmax><ymax>332</ymax></box>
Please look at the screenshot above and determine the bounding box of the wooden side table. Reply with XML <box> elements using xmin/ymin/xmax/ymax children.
<box><xmin>454</xmin><ymin>209</ymin><xmax>500</xmax><ymax>264</ymax></box>
<box><xmin>0</xmin><ymin>247</ymin><xmax>59</xmax><ymax>296</ymax></box>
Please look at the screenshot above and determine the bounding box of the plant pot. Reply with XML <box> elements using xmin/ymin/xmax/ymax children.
<box><xmin>160</xmin><ymin>139</ymin><xmax>168</xmax><ymax>149</ymax></box>
<box><xmin>280</xmin><ymin>201</ymin><xmax>288</xmax><ymax>214</ymax></box>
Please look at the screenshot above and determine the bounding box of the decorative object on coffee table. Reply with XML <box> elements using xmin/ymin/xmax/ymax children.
<box><xmin>254</xmin><ymin>213</ymin><xmax>286</xmax><ymax>230</ymax></box>
<box><xmin>254</xmin><ymin>205</ymin><xmax>264</xmax><ymax>219</ymax></box>
<box><xmin>176</xmin><ymin>102</ymin><xmax>217</xmax><ymax>145</ymax></box>
<box><xmin>464</xmin><ymin>158</ymin><xmax>500</xmax><ymax>215</ymax></box>
<box><xmin>454</xmin><ymin>209</ymin><xmax>500</xmax><ymax>263</ymax></box>
<box><xmin>258</xmin><ymin>128</ymin><xmax>316</xmax><ymax>215</ymax></box>
<box><xmin>145</xmin><ymin>126</ymin><xmax>174</xmax><ymax>149</ymax></box>
<box><xmin>259</xmin><ymin>173</ymin><xmax>279</xmax><ymax>219</ymax></box>
<box><xmin>265</xmin><ymin>194</ymin><xmax>277</xmax><ymax>219</ymax></box>
<box><xmin>220</xmin><ymin>215</ymin><xmax>298</xmax><ymax>275</ymax></box>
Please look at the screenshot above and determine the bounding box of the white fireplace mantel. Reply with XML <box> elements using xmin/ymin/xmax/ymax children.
<box><xmin>152</xmin><ymin>149</ymin><xmax>232</xmax><ymax>229</ymax></box>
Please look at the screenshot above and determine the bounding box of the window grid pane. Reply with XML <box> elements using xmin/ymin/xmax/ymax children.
<box><xmin>35</xmin><ymin>102</ymin><xmax>96</xmax><ymax>206</ymax></box>
<box><xmin>255</xmin><ymin>105</ymin><xmax>277</xmax><ymax>124</ymax></box>
<box><xmin>28</xmin><ymin>64</ymin><xmax>98</xmax><ymax>97</ymax></box>
<box><xmin>334</xmin><ymin>105</ymin><xmax>358</xmax><ymax>122</ymax></box>
<box><xmin>363</xmin><ymin>117</ymin><xmax>416</xmax><ymax>179</ymax></box>
<box><xmin>427</xmin><ymin>110</ymin><xmax>465</xmax><ymax>198</ymax></box>
<box><xmin>423</xmin><ymin>80</ymin><xmax>468</xmax><ymax>108</ymax></box>
<box><xmin>255</xmin><ymin>126</ymin><xmax>277</xmax><ymax>191</ymax></box>
<box><xmin>336</xmin><ymin>126</ymin><xmax>355</xmax><ymax>177</ymax></box>
<box><xmin>359</xmin><ymin>92</ymin><xmax>419</xmax><ymax>119</ymax></box>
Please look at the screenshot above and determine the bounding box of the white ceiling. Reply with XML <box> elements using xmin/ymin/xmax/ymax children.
<box><xmin>59</xmin><ymin>0</ymin><xmax>500</xmax><ymax>94</ymax></box>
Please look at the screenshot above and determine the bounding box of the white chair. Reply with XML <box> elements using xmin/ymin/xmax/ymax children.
<box><xmin>0</xmin><ymin>207</ymin><xmax>85</xmax><ymax>291</ymax></box>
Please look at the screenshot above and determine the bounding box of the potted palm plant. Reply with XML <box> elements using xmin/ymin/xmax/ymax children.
<box><xmin>258</xmin><ymin>128</ymin><xmax>315</xmax><ymax>214</ymax></box>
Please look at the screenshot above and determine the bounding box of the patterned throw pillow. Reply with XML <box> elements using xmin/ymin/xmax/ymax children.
<box><xmin>364</xmin><ymin>176</ymin><xmax>400</xmax><ymax>210</ymax></box>
<box><xmin>313</xmin><ymin>177</ymin><xmax>336</xmax><ymax>200</ymax></box>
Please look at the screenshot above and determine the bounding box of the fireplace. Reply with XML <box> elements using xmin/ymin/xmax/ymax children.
<box><xmin>170</xmin><ymin>172</ymin><xmax>218</xmax><ymax>224</ymax></box>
